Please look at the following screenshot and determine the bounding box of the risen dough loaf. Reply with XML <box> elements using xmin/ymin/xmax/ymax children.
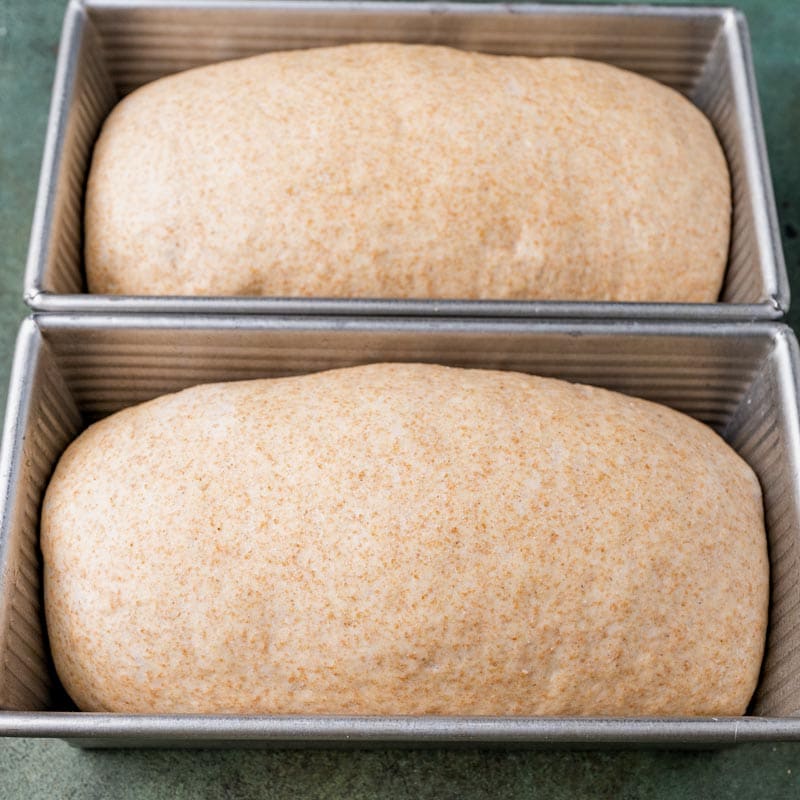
<box><xmin>42</xmin><ymin>364</ymin><xmax>767</xmax><ymax>716</ymax></box>
<box><xmin>85</xmin><ymin>44</ymin><xmax>730</xmax><ymax>301</ymax></box>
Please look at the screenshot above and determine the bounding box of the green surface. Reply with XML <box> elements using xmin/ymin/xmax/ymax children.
<box><xmin>1</xmin><ymin>0</ymin><xmax>799</xmax><ymax>796</ymax></box>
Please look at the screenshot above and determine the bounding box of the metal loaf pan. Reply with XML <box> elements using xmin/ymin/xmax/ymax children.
<box><xmin>24</xmin><ymin>0</ymin><xmax>787</xmax><ymax>320</ymax></box>
<box><xmin>1</xmin><ymin>315</ymin><xmax>800</xmax><ymax>748</ymax></box>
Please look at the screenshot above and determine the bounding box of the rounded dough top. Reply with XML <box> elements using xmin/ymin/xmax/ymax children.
<box><xmin>85</xmin><ymin>44</ymin><xmax>730</xmax><ymax>300</ymax></box>
<box><xmin>42</xmin><ymin>364</ymin><xmax>767</xmax><ymax>716</ymax></box>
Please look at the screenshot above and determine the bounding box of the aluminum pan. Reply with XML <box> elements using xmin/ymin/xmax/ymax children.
<box><xmin>22</xmin><ymin>1</ymin><xmax>788</xmax><ymax>319</ymax></box>
<box><xmin>1</xmin><ymin>315</ymin><xmax>800</xmax><ymax>747</ymax></box>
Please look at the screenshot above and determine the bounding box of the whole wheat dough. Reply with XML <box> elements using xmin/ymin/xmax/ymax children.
<box><xmin>84</xmin><ymin>44</ymin><xmax>730</xmax><ymax>301</ymax></box>
<box><xmin>42</xmin><ymin>364</ymin><xmax>767</xmax><ymax>716</ymax></box>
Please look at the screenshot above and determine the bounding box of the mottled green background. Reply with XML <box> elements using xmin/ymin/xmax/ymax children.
<box><xmin>1</xmin><ymin>0</ymin><xmax>799</xmax><ymax>797</ymax></box>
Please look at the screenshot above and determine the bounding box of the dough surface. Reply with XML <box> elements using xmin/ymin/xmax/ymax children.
<box><xmin>85</xmin><ymin>44</ymin><xmax>730</xmax><ymax>301</ymax></box>
<box><xmin>42</xmin><ymin>364</ymin><xmax>767</xmax><ymax>715</ymax></box>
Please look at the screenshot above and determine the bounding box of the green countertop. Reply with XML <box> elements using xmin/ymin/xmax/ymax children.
<box><xmin>1</xmin><ymin>0</ymin><xmax>799</xmax><ymax>796</ymax></box>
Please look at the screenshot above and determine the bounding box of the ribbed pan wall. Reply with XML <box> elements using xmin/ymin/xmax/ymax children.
<box><xmin>0</xmin><ymin>327</ymin><xmax>82</xmax><ymax>710</ymax></box>
<box><xmin>46</xmin><ymin>319</ymin><xmax>765</xmax><ymax>426</ymax></box>
<box><xmin>725</xmin><ymin>332</ymin><xmax>800</xmax><ymax>716</ymax></box>
<box><xmin>692</xmin><ymin>17</ymin><xmax>778</xmax><ymax>305</ymax></box>
<box><xmin>29</xmin><ymin>7</ymin><xmax>115</xmax><ymax>296</ymax></box>
<box><xmin>88</xmin><ymin>3</ymin><xmax>721</xmax><ymax>94</ymax></box>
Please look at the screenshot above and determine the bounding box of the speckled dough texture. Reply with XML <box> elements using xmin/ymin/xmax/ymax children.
<box><xmin>84</xmin><ymin>44</ymin><xmax>730</xmax><ymax>301</ymax></box>
<box><xmin>42</xmin><ymin>364</ymin><xmax>767</xmax><ymax>716</ymax></box>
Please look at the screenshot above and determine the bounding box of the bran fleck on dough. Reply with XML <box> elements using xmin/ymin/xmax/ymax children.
<box><xmin>42</xmin><ymin>364</ymin><xmax>767</xmax><ymax>716</ymax></box>
<box><xmin>85</xmin><ymin>44</ymin><xmax>730</xmax><ymax>301</ymax></box>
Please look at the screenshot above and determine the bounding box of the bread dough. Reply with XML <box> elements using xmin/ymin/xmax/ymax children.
<box><xmin>85</xmin><ymin>45</ymin><xmax>730</xmax><ymax>301</ymax></box>
<box><xmin>42</xmin><ymin>364</ymin><xmax>767</xmax><ymax>715</ymax></box>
